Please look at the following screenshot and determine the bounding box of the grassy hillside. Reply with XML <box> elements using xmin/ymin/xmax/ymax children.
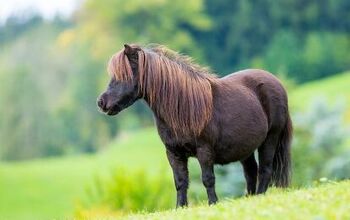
<box><xmin>123</xmin><ymin>181</ymin><xmax>350</xmax><ymax>220</ymax></box>
<box><xmin>0</xmin><ymin>71</ymin><xmax>349</xmax><ymax>219</ymax></box>
<box><xmin>290</xmin><ymin>71</ymin><xmax>350</xmax><ymax>121</ymax></box>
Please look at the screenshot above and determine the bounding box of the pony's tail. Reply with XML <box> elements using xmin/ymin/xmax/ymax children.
<box><xmin>271</xmin><ymin>111</ymin><xmax>292</xmax><ymax>187</ymax></box>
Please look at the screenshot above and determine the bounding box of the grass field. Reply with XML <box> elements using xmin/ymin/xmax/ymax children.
<box><xmin>0</xmin><ymin>71</ymin><xmax>349</xmax><ymax>220</ymax></box>
<box><xmin>0</xmin><ymin>129</ymin><xmax>168</xmax><ymax>220</ymax></box>
<box><xmin>123</xmin><ymin>181</ymin><xmax>350</xmax><ymax>220</ymax></box>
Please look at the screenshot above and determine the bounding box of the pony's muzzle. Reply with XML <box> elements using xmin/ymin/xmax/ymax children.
<box><xmin>97</xmin><ymin>93</ymin><xmax>109</xmax><ymax>112</ymax></box>
<box><xmin>97</xmin><ymin>93</ymin><xmax>121</xmax><ymax>116</ymax></box>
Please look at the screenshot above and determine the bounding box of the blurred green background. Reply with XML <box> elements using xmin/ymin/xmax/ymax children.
<box><xmin>0</xmin><ymin>0</ymin><xmax>349</xmax><ymax>219</ymax></box>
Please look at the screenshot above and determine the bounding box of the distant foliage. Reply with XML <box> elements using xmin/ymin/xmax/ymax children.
<box><xmin>258</xmin><ymin>31</ymin><xmax>350</xmax><ymax>82</ymax></box>
<box><xmin>199</xmin><ymin>0</ymin><xmax>350</xmax><ymax>82</ymax></box>
<box><xmin>0</xmin><ymin>0</ymin><xmax>349</xmax><ymax>160</ymax></box>
<box><xmin>0</xmin><ymin>67</ymin><xmax>59</xmax><ymax>159</ymax></box>
<box><xmin>0</xmin><ymin>22</ymin><xmax>116</xmax><ymax>159</ymax></box>
<box><xmin>76</xmin><ymin>0</ymin><xmax>211</xmax><ymax>62</ymax></box>
<box><xmin>293</xmin><ymin>98</ymin><xmax>350</xmax><ymax>185</ymax></box>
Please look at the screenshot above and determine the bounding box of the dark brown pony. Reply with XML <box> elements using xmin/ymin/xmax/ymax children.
<box><xmin>98</xmin><ymin>44</ymin><xmax>292</xmax><ymax>207</ymax></box>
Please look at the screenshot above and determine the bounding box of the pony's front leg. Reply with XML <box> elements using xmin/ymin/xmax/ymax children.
<box><xmin>197</xmin><ymin>147</ymin><xmax>218</xmax><ymax>205</ymax></box>
<box><xmin>166</xmin><ymin>149</ymin><xmax>189</xmax><ymax>207</ymax></box>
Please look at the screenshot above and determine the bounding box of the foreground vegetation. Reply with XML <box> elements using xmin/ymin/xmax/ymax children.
<box><xmin>122</xmin><ymin>181</ymin><xmax>350</xmax><ymax>220</ymax></box>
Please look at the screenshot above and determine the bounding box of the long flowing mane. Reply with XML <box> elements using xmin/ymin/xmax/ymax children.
<box><xmin>108</xmin><ymin>44</ymin><xmax>218</xmax><ymax>137</ymax></box>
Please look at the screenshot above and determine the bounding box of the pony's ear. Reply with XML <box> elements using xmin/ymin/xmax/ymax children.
<box><xmin>124</xmin><ymin>44</ymin><xmax>134</xmax><ymax>55</ymax></box>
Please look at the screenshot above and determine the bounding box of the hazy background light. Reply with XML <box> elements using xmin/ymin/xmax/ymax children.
<box><xmin>0</xmin><ymin>0</ymin><xmax>81</xmax><ymax>23</ymax></box>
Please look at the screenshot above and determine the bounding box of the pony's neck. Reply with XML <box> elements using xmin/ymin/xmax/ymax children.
<box><xmin>140</xmin><ymin>68</ymin><xmax>215</xmax><ymax>137</ymax></box>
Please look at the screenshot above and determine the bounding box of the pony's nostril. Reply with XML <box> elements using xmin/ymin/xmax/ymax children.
<box><xmin>97</xmin><ymin>98</ymin><xmax>105</xmax><ymax>109</ymax></box>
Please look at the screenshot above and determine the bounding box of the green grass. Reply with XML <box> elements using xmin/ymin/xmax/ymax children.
<box><xmin>0</xmin><ymin>71</ymin><xmax>349</xmax><ymax>220</ymax></box>
<box><xmin>123</xmin><ymin>181</ymin><xmax>350</xmax><ymax>220</ymax></box>
<box><xmin>0</xmin><ymin>128</ymin><xmax>168</xmax><ymax>220</ymax></box>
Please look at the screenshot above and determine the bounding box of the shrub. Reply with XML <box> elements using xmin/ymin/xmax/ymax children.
<box><xmin>215</xmin><ymin>163</ymin><xmax>246</xmax><ymax>197</ymax></box>
<box><xmin>79</xmin><ymin>167</ymin><xmax>175</xmax><ymax>217</ymax></box>
<box><xmin>292</xmin><ymin>98</ymin><xmax>349</xmax><ymax>185</ymax></box>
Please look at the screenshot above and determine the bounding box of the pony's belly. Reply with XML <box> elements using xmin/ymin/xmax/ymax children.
<box><xmin>213</xmin><ymin>129</ymin><xmax>266</xmax><ymax>164</ymax></box>
<box><xmin>214</xmin><ymin>143</ymin><xmax>257</xmax><ymax>164</ymax></box>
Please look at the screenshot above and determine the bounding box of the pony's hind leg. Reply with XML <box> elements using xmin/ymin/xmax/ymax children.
<box><xmin>240</xmin><ymin>153</ymin><xmax>258</xmax><ymax>195</ymax></box>
<box><xmin>257</xmin><ymin>130</ymin><xmax>280</xmax><ymax>194</ymax></box>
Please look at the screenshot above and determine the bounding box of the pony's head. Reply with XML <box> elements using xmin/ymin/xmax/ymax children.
<box><xmin>97</xmin><ymin>44</ymin><xmax>142</xmax><ymax>115</ymax></box>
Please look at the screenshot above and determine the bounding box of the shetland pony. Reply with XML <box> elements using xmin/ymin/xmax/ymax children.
<box><xmin>97</xmin><ymin>44</ymin><xmax>292</xmax><ymax>207</ymax></box>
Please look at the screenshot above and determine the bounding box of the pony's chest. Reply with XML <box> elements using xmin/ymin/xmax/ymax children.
<box><xmin>155</xmin><ymin>121</ymin><xmax>204</xmax><ymax>157</ymax></box>
<box><xmin>165</xmin><ymin>142</ymin><xmax>197</xmax><ymax>157</ymax></box>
